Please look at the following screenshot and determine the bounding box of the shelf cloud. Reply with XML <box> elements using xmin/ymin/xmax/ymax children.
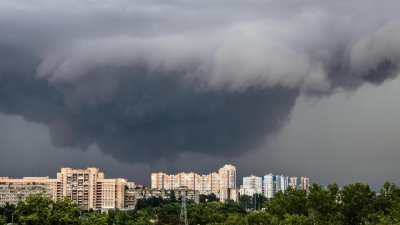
<box><xmin>0</xmin><ymin>0</ymin><xmax>399</xmax><ymax>163</ymax></box>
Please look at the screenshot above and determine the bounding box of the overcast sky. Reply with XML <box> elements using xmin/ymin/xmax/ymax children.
<box><xmin>1</xmin><ymin>0</ymin><xmax>400</xmax><ymax>190</ymax></box>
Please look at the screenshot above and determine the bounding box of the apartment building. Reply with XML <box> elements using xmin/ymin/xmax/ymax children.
<box><xmin>0</xmin><ymin>176</ymin><xmax>60</xmax><ymax>201</ymax></box>
<box><xmin>151</xmin><ymin>164</ymin><xmax>237</xmax><ymax>202</ymax></box>
<box><xmin>239</xmin><ymin>175</ymin><xmax>262</xmax><ymax>196</ymax></box>
<box><xmin>263</xmin><ymin>174</ymin><xmax>277</xmax><ymax>198</ymax></box>
<box><xmin>289</xmin><ymin>176</ymin><xmax>298</xmax><ymax>188</ymax></box>
<box><xmin>0</xmin><ymin>184</ymin><xmax>52</xmax><ymax>206</ymax></box>
<box><xmin>262</xmin><ymin>174</ymin><xmax>289</xmax><ymax>198</ymax></box>
<box><xmin>0</xmin><ymin>167</ymin><xmax>128</xmax><ymax>210</ymax></box>
<box><xmin>301</xmin><ymin>176</ymin><xmax>310</xmax><ymax>194</ymax></box>
<box><xmin>279</xmin><ymin>176</ymin><xmax>289</xmax><ymax>193</ymax></box>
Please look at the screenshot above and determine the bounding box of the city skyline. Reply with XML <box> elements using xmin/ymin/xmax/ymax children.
<box><xmin>0</xmin><ymin>165</ymin><xmax>310</xmax><ymax>213</ymax></box>
<box><xmin>1</xmin><ymin>163</ymin><xmax>309</xmax><ymax>189</ymax></box>
<box><xmin>1</xmin><ymin>0</ymin><xmax>400</xmax><ymax>192</ymax></box>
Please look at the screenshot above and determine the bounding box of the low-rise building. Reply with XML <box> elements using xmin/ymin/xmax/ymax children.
<box><xmin>124</xmin><ymin>186</ymin><xmax>200</xmax><ymax>209</ymax></box>
<box><xmin>0</xmin><ymin>184</ymin><xmax>52</xmax><ymax>206</ymax></box>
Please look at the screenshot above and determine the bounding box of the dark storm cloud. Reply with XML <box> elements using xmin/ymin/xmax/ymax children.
<box><xmin>0</xmin><ymin>50</ymin><xmax>298</xmax><ymax>162</ymax></box>
<box><xmin>1</xmin><ymin>0</ymin><xmax>400</xmax><ymax>163</ymax></box>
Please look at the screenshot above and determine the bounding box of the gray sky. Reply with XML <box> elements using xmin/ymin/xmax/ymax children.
<box><xmin>1</xmin><ymin>0</ymin><xmax>400</xmax><ymax>190</ymax></box>
<box><xmin>2</xmin><ymin>77</ymin><xmax>400</xmax><ymax>190</ymax></box>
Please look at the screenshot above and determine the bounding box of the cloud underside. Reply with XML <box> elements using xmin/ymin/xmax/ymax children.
<box><xmin>0</xmin><ymin>0</ymin><xmax>399</xmax><ymax>163</ymax></box>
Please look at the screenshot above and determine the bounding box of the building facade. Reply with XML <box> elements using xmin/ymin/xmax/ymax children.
<box><xmin>0</xmin><ymin>168</ymin><xmax>128</xmax><ymax>210</ymax></box>
<box><xmin>289</xmin><ymin>176</ymin><xmax>298</xmax><ymax>189</ymax></box>
<box><xmin>125</xmin><ymin>186</ymin><xmax>200</xmax><ymax>209</ymax></box>
<box><xmin>263</xmin><ymin>174</ymin><xmax>279</xmax><ymax>198</ymax></box>
<box><xmin>262</xmin><ymin>174</ymin><xmax>290</xmax><ymax>198</ymax></box>
<box><xmin>240</xmin><ymin>175</ymin><xmax>262</xmax><ymax>196</ymax></box>
<box><xmin>151</xmin><ymin>164</ymin><xmax>237</xmax><ymax>202</ymax></box>
<box><xmin>301</xmin><ymin>176</ymin><xmax>310</xmax><ymax>194</ymax></box>
<box><xmin>0</xmin><ymin>184</ymin><xmax>52</xmax><ymax>207</ymax></box>
<box><xmin>279</xmin><ymin>176</ymin><xmax>289</xmax><ymax>193</ymax></box>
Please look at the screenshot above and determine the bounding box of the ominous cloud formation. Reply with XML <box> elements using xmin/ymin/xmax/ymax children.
<box><xmin>0</xmin><ymin>0</ymin><xmax>400</xmax><ymax>163</ymax></box>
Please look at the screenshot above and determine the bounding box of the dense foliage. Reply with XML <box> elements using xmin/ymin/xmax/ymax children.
<box><xmin>3</xmin><ymin>181</ymin><xmax>400</xmax><ymax>224</ymax></box>
<box><xmin>199</xmin><ymin>193</ymin><xmax>219</xmax><ymax>203</ymax></box>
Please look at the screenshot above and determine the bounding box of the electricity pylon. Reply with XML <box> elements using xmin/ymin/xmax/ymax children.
<box><xmin>180</xmin><ymin>192</ymin><xmax>188</xmax><ymax>225</ymax></box>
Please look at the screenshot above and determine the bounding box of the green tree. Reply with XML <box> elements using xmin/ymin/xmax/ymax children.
<box><xmin>199</xmin><ymin>193</ymin><xmax>219</xmax><ymax>204</ymax></box>
<box><xmin>1</xmin><ymin>202</ymin><xmax>17</xmax><ymax>224</ymax></box>
<box><xmin>156</xmin><ymin>202</ymin><xmax>181</xmax><ymax>224</ymax></box>
<box><xmin>340</xmin><ymin>182</ymin><xmax>376</xmax><ymax>224</ymax></box>
<box><xmin>283</xmin><ymin>213</ymin><xmax>311</xmax><ymax>225</ymax></box>
<box><xmin>247</xmin><ymin>211</ymin><xmax>275</xmax><ymax>224</ymax></box>
<box><xmin>253</xmin><ymin>193</ymin><xmax>267</xmax><ymax>210</ymax></box>
<box><xmin>374</xmin><ymin>181</ymin><xmax>400</xmax><ymax>215</ymax></box>
<box><xmin>15</xmin><ymin>193</ymin><xmax>53</xmax><ymax>225</ymax></box>
<box><xmin>82</xmin><ymin>213</ymin><xmax>107</xmax><ymax>225</ymax></box>
<box><xmin>169</xmin><ymin>190</ymin><xmax>177</xmax><ymax>203</ymax></box>
<box><xmin>307</xmin><ymin>183</ymin><xmax>340</xmax><ymax>222</ymax></box>
<box><xmin>264</xmin><ymin>186</ymin><xmax>307</xmax><ymax>219</ymax></box>
<box><xmin>106</xmin><ymin>209</ymin><xmax>118</xmax><ymax>225</ymax></box>
<box><xmin>239</xmin><ymin>194</ymin><xmax>252</xmax><ymax>210</ymax></box>
<box><xmin>225</xmin><ymin>213</ymin><xmax>247</xmax><ymax>224</ymax></box>
<box><xmin>49</xmin><ymin>197</ymin><xmax>82</xmax><ymax>224</ymax></box>
<box><xmin>188</xmin><ymin>203</ymin><xmax>209</xmax><ymax>225</ymax></box>
<box><xmin>0</xmin><ymin>217</ymin><xmax>6</xmax><ymax>225</ymax></box>
<box><xmin>219</xmin><ymin>200</ymin><xmax>246</xmax><ymax>214</ymax></box>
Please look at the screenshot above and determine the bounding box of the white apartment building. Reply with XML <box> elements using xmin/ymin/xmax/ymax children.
<box><xmin>240</xmin><ymin>175</ymin><xmax>262</xmax><ymax>196</ymax></box>
<box><xmin>263</xmin><ymin>174</ymin><xmax>277</xmax><ymax>198</ymax></box>
<box><xmin>151</xmin><ymin>164</ymin><xmax>237</xmax><ymax>202</ymax></box>
<box><xmin>279</xmin><ymin>176</ymin><xmax>289</xmax><ymax>193</ymax></box>
<box><xmin>263</xmin><ymin>173</ymin><xmax>290</xmax><ymax>198</ymax></box>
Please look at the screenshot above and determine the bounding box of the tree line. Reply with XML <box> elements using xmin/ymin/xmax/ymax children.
<box><xmin>2</xmin><ymin>181</ymin><xmax>400</xmax><ymax>224</ymax></box>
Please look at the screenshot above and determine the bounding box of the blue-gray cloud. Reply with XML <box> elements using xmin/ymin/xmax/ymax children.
<box><xmin>0</xmin><ymin>0</ymin><xmax>400</xmax><ymax>163</ymax></box>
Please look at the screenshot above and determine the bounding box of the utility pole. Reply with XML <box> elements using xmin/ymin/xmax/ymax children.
<box><xmin>180</xmin><ymin>192</ymin><xmax>188</xmax><ymax>225</ymax></box>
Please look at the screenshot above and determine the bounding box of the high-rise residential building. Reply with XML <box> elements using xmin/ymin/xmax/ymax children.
<box><xmin>263</xmin><ymin>173</ymin><xmax>279</xmax><ymax>198</ymax></box>
<box><xmin>289</xmin><ymin>176</ymin><xmax>298</xmax><ymax>188</ymax></box>
<box><xmin>240</xmin><ymin>175</ymin><xmax>262</xmax><ymax>196</ymax></box>
<box><xmin>0</xmin><ymin>167</ymin><xmax>128</xmax><ymax>210</ymax></box>
<box><xmin>279</xmin><ymin>175</ymin><xmax>289</xmax><ymax>192</ymax></box>
<box><xmin>301</xmin><ymin>176</ymin><xmax>310</xmax><ymax>193</ymax></box>
<box><xmin>218</xmin><ymin>164</ymin><xmax>237</xmax><ymax>202</ymax></box>
<box><xmin>243</xmin><ymin>175</ymin><xmax>262</xmax><ymax>190</ymax></box>
<box><xmin>262</xmin><ymin>173</ymin><xmax>290</xmax><ymax>198</ymax></box>
<box><xmin>151</xmin><ymin>164</ymin><xmax>237</xmax><ymax>202</ymax></box>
